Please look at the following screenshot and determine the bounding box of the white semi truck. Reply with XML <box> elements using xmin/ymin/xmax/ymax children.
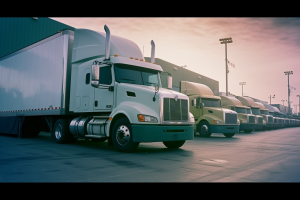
<box><xmin>0</xmin><ymin>26</ymin><xmax>195</xmax><ymax>152</ymax></box>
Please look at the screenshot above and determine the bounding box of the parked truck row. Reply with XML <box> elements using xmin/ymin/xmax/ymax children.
<box><xmin>0</xmin><ymin>25</ymin><xmax>299</xmax><ymax>153</ymax></box>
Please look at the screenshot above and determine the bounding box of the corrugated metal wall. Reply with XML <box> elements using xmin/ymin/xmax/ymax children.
<box><xmin>145</xmin><ymin>57</ymin><xmax>219</xmax><ymax>95</ymax></box>
<box><xmin>0</xmin><ymin>17</ymin><xmax>74</xmax><ymax>58</ymax></box>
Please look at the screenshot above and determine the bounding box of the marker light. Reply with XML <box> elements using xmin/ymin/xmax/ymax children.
<box><xmin>145</xmin><ymin>60</ymin><xmax>148</xmax><ymax>62</ymax></box>
<box><xmin>114</xmin><ymin>54</ymin><xmax>118</xmax><ymax>57</ymax></box>
<box><xmin>135</xmin><ymin>58</ymin><xmax>139</xmax><ymax>60</ymax></box>
<box><xmin>130</xmin><ymin>57</ymin><xmax>133</xmax><ymax>59</ymax></box>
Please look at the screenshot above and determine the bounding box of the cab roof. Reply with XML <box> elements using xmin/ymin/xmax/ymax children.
<box><xmin>220</xmin><ymin>95</ymin><xmax>248</xmax><ymax>108</ymax></box>
<box><xmin>254</xmin><ymin>102</ymin><xmax>269</xmax><ymax>111</ymax></box>
<box><xmin>236</xmin><ymin>96</ymin><xmax>260</xmax><ymax>108</ymax></box>
<box><xmin>181</xmin><ymin>81</ymin><xmax>221</xmax><ymax>100</ymax></box>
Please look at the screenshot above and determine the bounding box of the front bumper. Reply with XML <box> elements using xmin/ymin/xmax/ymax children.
<box><xmin>131</xmin><ymin>124</ymin><xmax>194</xmax><ymax>142</ymax></box>
<box><xmin>240</xmin><ymin>123</ymin><xmax>255</xmax><ymax>130</ymax></box>
<box><xmin>210</xmin><ymin>125</ymin><xmax>239</xmax><ymax>133</ymax></box>
<box><xmin>263</xmin><ymin>123</ymin><xmax>273</xmax><ymax>129</ymax></box>
<box><xmin>255</xmin><ymin>124</ymin><xmax>263</xmax><ymax>130</ymax></box>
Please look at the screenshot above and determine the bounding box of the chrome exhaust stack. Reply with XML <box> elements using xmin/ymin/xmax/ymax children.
<box><xmin>104</xmin><ymin>25</ymin><xmax>111</xmax><ymax>60</ymax></box>
<box><xmin>151</xmin><ymin>40</ymin><xmax>155</xmax><ymax>63</ymax></box>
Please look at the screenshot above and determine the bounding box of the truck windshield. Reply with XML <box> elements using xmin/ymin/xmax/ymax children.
<box><xmin>201</xmin><ymin>98</ymin><xmax>221</xmax><ymax>107</ymax></box>
<box><xmin>235</xmin><ymin>107</ymin><xmax>247</xmax><ymax>114</ymax></box>
<box><xmin>251</xmin><ymin>108</ymin><xmax>260</xmax><ymax>115</ymax></box>
<box><xmin>114</xmin><ymin>64</ymin><xmax>161</xmax><ymax>87</ymax></box>
<box><xmin>246</xmin><ymin>109</ymin><xmax>252</xmax><ymax>114</ymax></box>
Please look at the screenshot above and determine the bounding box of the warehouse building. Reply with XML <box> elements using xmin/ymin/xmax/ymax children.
<box><xmin>144</xmin><ymin>57</ymin><xmax>219</xmax><ymax>95</ymax></box>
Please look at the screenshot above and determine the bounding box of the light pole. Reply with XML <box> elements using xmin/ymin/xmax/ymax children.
<box><xmin>297</xmin><ymin>95</ymin><xmax>300</xmax><ymax>115</ymax></box>
<box><xmin>220</xmin><ymin>37</ymin><xmax>233</xmax><ymax>96</ymax></box>
<box><xmin>284</xmin><ymin>71</ymin><xmax>293</xmax><ymax>117</ymax></box>
<box><xmin>268</xmin><ymin>94</ymin><xmax>275</xmax><ymax>104</ymax></box>
<box><xmin>239</xmin><ymin>82</ymin><xmax>246</xmax><ymax>96</ymax></box>
<box><xmin>294</xmin><ymin>104</ymin><xmax>298</xmax><ymax>115</ymax></box>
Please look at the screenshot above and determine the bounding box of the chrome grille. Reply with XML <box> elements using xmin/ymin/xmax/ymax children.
<box><xmin>268</xmin><ymin>116</ymin><xmax>273</xmax><ymax>123</ymax></box>
<box><xmin>163</xmin><ymin>98</ymin><xmax>188</xmax><ymax>121</ymax></box>
<box><xmin>225</xmin><ymin>113</ymin><xmax>237</xmax><ymax>124</ymax></box>
<box><xmin>258</xmin><ymin>117</ymin><xmax>263</xmax><ymax>124</ymax></box>
<box><xmin>248</xmin><ymin>116</ymin><xmax>255</xmax><ymax>124</ymax></box>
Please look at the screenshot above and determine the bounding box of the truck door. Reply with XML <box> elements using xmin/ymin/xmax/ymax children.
<box><xmin>94</xmin><ymin>65</ymin><xmax>114</xmax><ymax>111</ymax></box>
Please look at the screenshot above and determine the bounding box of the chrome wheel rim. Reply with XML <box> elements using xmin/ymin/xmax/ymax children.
<box><xmin>201</xmin><ymin>125</ymin><xmax>208</xmax><ymax>134</ymax></box>
<box><xmin>55</xmin><ymin>124</ymin><xmax>62</xmax><ymax>140</ymax></box>
<box><xmin>116</xmin><ymin>125</ymin><xmax>130</xmax><ymax>146</ymax></box>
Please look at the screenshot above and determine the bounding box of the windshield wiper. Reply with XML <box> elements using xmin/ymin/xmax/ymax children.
<box><xmin>145</xmin><ymin>81</ymin><xmax>157</xmax><ymax>86</ymax></box>
<box><xmin>119</xmin><ymin>78</ymin><xmax>136</xmax><ymax>83</ymax></box>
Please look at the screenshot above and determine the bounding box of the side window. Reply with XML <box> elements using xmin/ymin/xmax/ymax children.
<box><xmin>99</xmin><ymin>66</ymin><xmax>112</xmax><ymax>85</ymax></box>
<box><xmin>86</xmin><ymin>73</ymin><xmax>90</xmax><ymax>84</ymax></box>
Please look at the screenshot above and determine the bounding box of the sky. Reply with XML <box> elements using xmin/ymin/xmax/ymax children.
<box><xmin>52</xmin><ymin>17</ymin><xmax>300</xmax><ymax>113</ymax></box>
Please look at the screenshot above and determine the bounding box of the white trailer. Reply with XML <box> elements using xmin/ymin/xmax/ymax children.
<box><xmin>0</xmin><ymin>26</ymin><xmax>194</xmax><ymax>152</ymax></box>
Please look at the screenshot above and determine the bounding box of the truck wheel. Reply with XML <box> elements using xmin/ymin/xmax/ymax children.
<box><xmin>111</xmin><ymin>118</ymin><xmax>139</xmax><ymax>152</ymax></box>
<box><xmin>223</xmin><ymin>133</ymin><xmax>235</xmax><ymax>138</ymax></box>
<box><xmin>163</xmin><ymin>140</ymin><xmax>185</xmax><ymax>149</ymax></box>
<box><xmin>244</xmin><ymin>129</ymin><xmax>252</xmax><ymax>133</ymax></box>
<box><xmin>53</xmin><ymin>119</ymin><xmax>74</xmax><ymax>144</ymax></box>
<box><xmin>198</xmin><ymin>121</ymin><xmax>211</xmax><ymax>137</ymax></box>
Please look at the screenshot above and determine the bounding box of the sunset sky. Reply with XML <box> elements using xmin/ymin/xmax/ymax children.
<box><xmin>52</xmin><ymin>17</ymin><xmax>300</xmax><ymax>113</ymax></box>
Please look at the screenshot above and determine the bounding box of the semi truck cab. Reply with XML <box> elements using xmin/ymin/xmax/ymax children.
<box><xmin>180</xmin><ymin>81</ymin><xmax>239</xmax><ymax>138</ymax></box>
<box><xmin>67</xmin><ymin>28</ymin><xmax>195</xmax><ymax>152</ymax></box>
<box><xmin>237</xmin><ymin>96</ymin><xmax>265</xmax><ymax>131</ymax></box>
<box><xmin>254</xmin><ymin>102</ymin><xmax>274</xmax><ymax>130</ymax></box>
<box><xmin>220</xmin><ymin>95</ymin><xmax>255</xmax><ymax>133</ymax></box>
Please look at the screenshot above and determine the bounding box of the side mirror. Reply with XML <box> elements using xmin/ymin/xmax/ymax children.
<box><xmin>167</xmin><ymin>76</ymin><xmax>172</xmax><ymax>90</ymax></box>
<box><xmin>91</xmin><ymin>64</ymin><xmax>100</xmax><ymax>88</ymax></box>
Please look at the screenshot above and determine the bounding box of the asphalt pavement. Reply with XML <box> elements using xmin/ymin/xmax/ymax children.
<box><xmin>1</xmin><ymin>127</ymin><xmax>300</xmax><ymax>182</ymax></box>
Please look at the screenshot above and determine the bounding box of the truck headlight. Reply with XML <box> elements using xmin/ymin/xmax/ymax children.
<box><xmin>137</xmin><ymin>114</ymin><xmax>158</xmax><ymax>123</ymax></box>
<box><xmin>213</xmin><ymin>120</ymin><xmax>222</xmax><ymax>124</ymax></box>
<box><xmin>189</xmin><ymin>112</ymin><xmax>195</xmax><ymax>123</ymax></box>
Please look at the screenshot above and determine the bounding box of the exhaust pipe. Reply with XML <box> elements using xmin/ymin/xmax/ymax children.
<box><xmin>104</xmin><ymin>25</ymin><xmax>111</xmax><ymax>60</ymax></box>
<box><xmin>151</xmin><ymin>40</ymin><xmax>155</xmax><ymax>63</ymax></box>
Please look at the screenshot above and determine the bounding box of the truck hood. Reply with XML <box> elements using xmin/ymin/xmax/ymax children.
<box><xmin>203</xmin><ymin>107</ymin><xmax>237</xmax><ymax>119</ymax></box>
<box><xmin>118</xmin><ymin>83</ymin><xmax>188</xmax><ymax>100</ymax></box>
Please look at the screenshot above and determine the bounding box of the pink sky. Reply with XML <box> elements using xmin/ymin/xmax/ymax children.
<box><xmin>52</xmin><ymin>17</ymin><xmax>300</xmax><ymax>113</ymax></box>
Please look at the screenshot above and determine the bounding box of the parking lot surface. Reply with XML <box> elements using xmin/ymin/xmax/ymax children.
<box><xmin>1</xmin><ymin>128</ymin><xmax>300</xmax><ymax>182</ymax></box>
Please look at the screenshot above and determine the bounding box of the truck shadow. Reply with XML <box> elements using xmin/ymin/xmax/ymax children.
<box><xmin>31</xmin><ymin>132</ymin><xmax>194</xmax><ymax>155</ymax></box>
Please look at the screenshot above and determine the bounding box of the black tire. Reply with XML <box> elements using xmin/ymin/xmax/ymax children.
<box><xmin>111</xmin><ymin>118</ymin><xmax>139</xmax><ymax>152</ymax></box>
<box><xmin>223</xmin><ymin>133</ymin><xmax>235</xmax><ymax>138</ymax></box>
<box><xmin>244</xmin><ymin>129</ymin><xmax>252</xmax><ymax>133</ymax></box>
<box><xmin>52</xmin><ymin>119</ymin><xmax>75</xmax><ymax>144</ymax></box>
<box><xmin>198</xmin><ymin>121</ymin><xmax>211</xmax><ymax>137</ymax></box>
<box><xmin>90</xmin><ymin>138</ymin><xmax>107</xmax><ymax>142</ymax></box>
<box><xmin>163</xmin><ymin>140</ymin><xmax>185</xmax><ymax>149</ymax></box>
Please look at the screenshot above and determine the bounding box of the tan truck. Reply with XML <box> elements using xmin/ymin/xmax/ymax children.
<box><xmin>236</xmin><ymin>96</ymin><xmax>264</xmax><ymax>131</ymax></box>
<box><xmin>181</xmin><ymin>81</ymin><xmax>239</xmax><ymax>138</ymax></box>
<box><xmin>220</xmin><ymin>96</ymin><xmax>256</xmax><ymax>133</ymax></box>
<box><xmin>253</xmin><ymin>102</ymin><xmax>274</xmax><ymax>130</ymax></box>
